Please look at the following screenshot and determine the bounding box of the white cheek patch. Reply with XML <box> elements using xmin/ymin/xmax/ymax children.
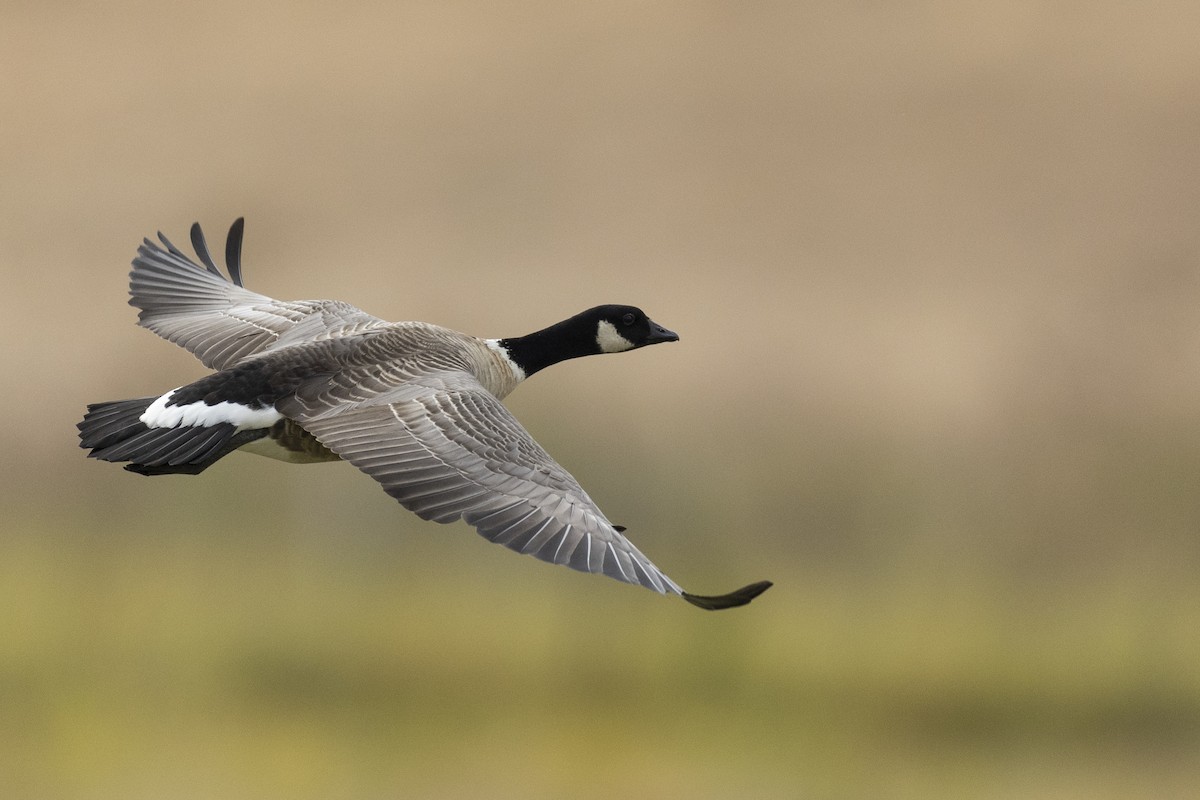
<box><xmin>596</xmin><ymin>320</ymin><xmax>635</xmax><ymax>353</ymax></box>
<box><xmin>140</xmin><ymin>388</ymin><xmax>283</xmax><ymax>430</ymax></box>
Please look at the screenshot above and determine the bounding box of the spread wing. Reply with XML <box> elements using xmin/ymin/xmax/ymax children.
<box><xmin>277</xmin><ymin>368</ymin><xmax>689</xmax><ymax>597</ymax></box>
<box><xmin>128</xmin><ymin>219</ymin><xmax>389</xmax><ymax>370</ymax></box>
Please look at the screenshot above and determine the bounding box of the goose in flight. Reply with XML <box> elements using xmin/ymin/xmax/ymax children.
<box><xmin>78</xmin><ymin>219</ymin><xmax>771</xmax><ymax>610</ymax></box>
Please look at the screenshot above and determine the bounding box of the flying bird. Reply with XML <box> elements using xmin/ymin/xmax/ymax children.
<box><xmin>78</xmin><ymin>219</ymin><xmax>771</xmax><ymax>610</ymax></box>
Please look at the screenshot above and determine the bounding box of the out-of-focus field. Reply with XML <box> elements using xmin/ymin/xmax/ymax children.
<box><xmin>4</xmin><ymin>2</ymin><xmax>1200</xmax><ymax>797</ymax></box>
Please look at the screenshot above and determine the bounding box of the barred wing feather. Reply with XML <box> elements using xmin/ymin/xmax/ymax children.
<box><xmin>278</xmin><ymin>380</ymin><xmax>685</xmax><ymax>596</ymax></box>
<box><xmin>129</xmin><ymin>220</ymin><xmax>388</xmax><ymax>370</ymax></box>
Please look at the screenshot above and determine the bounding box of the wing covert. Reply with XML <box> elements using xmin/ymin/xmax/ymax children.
<box><xmin>129</xmin><ymin>220</ymin><xmax>389</xmax><ymax>370</ymax></box>
<box><xmin>278</xmin><ymin>380</ymin><xmax>685</xmax><ymax>597</ymax></box>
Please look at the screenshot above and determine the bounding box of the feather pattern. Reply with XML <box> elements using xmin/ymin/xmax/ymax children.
<box><xmin>278</xmin><ymin>363</ymin><xmax>685</xmax><ymax>596</ymax></box>
<box><xmin>129</xmin><ymin>220</ymin><xmax>390</xmax><ymax>371</ymax></box>
<box><xmin>79</xmin><ymin>397</ymin><xmax>240</xmax><ymax>467</ymax></box>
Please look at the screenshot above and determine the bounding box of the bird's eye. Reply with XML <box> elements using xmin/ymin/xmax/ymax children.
<box><xmin>621</xmin><ymin>313</ymin><xmax>636</xmax><ymax>326</ymax></box>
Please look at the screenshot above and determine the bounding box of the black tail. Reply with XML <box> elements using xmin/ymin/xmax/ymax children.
<box><xmin>78</xmin><ymin>397</ymin><xmax>256</xmax><ymax>475</ymax></box>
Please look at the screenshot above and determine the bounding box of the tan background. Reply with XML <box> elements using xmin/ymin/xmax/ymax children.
<box><xmin>4</xmin><ymin>2</ymin><xmax>1200</xmax><ymax>797</ymax></box>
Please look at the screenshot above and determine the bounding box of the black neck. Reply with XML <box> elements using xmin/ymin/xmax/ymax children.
<box><xmin>498</xmin><ymin>313</ymin><xmax>601</xmax><ymax>378</ymax></box>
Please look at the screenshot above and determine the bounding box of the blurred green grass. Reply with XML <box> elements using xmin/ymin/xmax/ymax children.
<box><xmin>4</xmin><ymin>479</ymin><xmax>1199</xmax><ymax>799</ymax></box>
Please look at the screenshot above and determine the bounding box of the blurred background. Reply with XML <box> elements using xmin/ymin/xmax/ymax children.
<box><xmin>3</xmin><ymin>1</ymin><xmax>1200</xmax><ymax>797</ymax></box>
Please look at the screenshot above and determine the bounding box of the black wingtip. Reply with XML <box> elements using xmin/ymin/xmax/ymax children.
<box><xmin>190</xmin><ymin>222</ymin><xmax>221</xmax><ymax>276</ymax></box>
<box><xmin>682</xmin><ymin>580</ymin><xmax>773</xmax><ymax>611</ymax></box>
<box><xmin>225</xmin><ymin>217</ymin><xmax>245</xmax><ymax>287</ymax></box>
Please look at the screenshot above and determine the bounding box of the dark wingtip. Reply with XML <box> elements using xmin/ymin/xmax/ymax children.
<box><xmin>156</xmin><ymin>231</ymin><xmax>188</xmax><ymax>259</ymax></box>
<box><xmin>225</xmin><ymin>217</ymin><xmax>245</xmax><ymax>287</ymax></box>
<box><xmin>190</xmin><ymin>222</ymin><xmax>221</xmax><ymax>276</ymax></box>
<box><xmin>682</xmin><ymin>580</ymin><xmax>773</xmax><ymax>611</ymax></box>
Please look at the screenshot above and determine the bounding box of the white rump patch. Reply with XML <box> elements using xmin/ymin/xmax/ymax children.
<box><xmin>140</xmin><ymin>388</ymin><xmax>282</xmax><ymax>430</ymax></box>
<box><xmin>595</xmin><ymin>320</ymin><xmax>635</xmax><ymax>353</ymax></box>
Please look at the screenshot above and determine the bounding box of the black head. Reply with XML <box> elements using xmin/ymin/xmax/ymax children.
<box><xmin>585</xmin><ymin>304</ymin><xmax>679</xmax><ymax>353</ymax></box>
<box><xmin>498</xmin><ymin>304</ymin><xmax>679</xmax><ymax>378</ymax></box>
